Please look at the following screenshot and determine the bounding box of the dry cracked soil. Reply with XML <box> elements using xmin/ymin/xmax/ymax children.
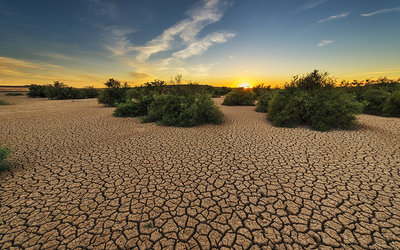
<box><xmin>1</xmin><ymin>95</ymin><xmax>400</xmax><ymax>249</ymax></box>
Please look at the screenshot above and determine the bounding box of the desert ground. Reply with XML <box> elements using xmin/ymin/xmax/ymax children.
<box><xmin>1</xmin><ymin>94</ymin><xmax>400</xmax><ymax>249</ymax></box>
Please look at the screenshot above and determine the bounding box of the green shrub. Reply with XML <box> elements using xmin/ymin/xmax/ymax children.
<box><xmin>143</xmin><ymin>94</ymin><xmax>223</xmax><ymax>127</ymax></box>
<box><xmin>253</xmin><ymin>84</ymin><xmax>271</xmax><ymax>98</ymax></box>
<box><xmin>0</xmin><ymin>145</ymin><xmax>11</xmax><ymax>171</ymax></box>
<box><xmin>0</xmin><ymin>99</ymin><xmax>10</xmax><ymax>105</ymax></box>
<box><xmin>27</xmin><ymin>84</ymin><xmax>48</xmax><ymax>98</ymax></box>
<box><xmin>255</xmin><ymin>90</ymin><xmax>278</xmax><ymax>113</ymax></box>
<box><xmin>267</xmin><ymin>89</ymin><xmax>312</xmax><ymax>128</ymax></box>
<box><xmin>307</xmin><ymin>89</ymin><xmax>363</xmax><ymax>131</ymax></box>
<box><xmin>27</xmin><ymin>82</ymin><xmax>98</xmax><ymax>99</ymax></box>
<box><xmin>5</xmin><ymin>93</ymin><xmax>24</xmax><ymax>96</ymax></box>
<box><xmin>114</xmin><ymin>95</ymin><xmax>154</xmax><ymax>117</ymax></box>
<box><xmin>222</xmin><ymin>88</ymin><xmax>256</xmax><ymax>106</ymax></box>
<box><xmin>267</xmin><ymin>70</ymin><xmax>363</xmax><ymax>131</ymax></box>
<box><xmin>362</xmin><ymin>88</ymin><xmax>390</xmax><ymax>115</ymax></box>
<box><xmin>98</xmin><ymin>79</ymin><xmax>129</xmax><ymax>107</ymax></box>
<box><xmin>82</xmin><ymin>86</ymin><xmax>99</xmax><ymax>98</ymax></box>
<box><xmin>383</xmin><ymin>90</ymin><xmax>400</xmax><ymax>117</ymax></box>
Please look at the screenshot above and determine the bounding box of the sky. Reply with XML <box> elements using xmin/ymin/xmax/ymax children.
<box><xmin>1</xmin><ymin>0</ymin><xmax>400</xmax><ymax>88</ymax></box>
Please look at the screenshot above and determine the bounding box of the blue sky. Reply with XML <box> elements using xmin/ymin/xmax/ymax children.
<box><xmin>1</xmin><ymin>0</ymin><xmax>400</xmax><ymax>87</ymax></box>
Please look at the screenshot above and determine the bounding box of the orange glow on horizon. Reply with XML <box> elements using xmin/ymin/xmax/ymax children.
<box><xmin>237</xmin><ymin>82</ymin><xmax>253</xmax><ymax>89</ymax></box>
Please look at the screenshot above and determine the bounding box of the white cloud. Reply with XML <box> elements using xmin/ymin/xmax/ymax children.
<box><xmin>133</xmin><ymin>0</ymin><xmax>232</xmax><ymax>61</ymax></box>
<box><xmin>318</xmin><ymin>40</ymin><xmax>334</xmax><ymax>47</ymax></box>
<box><xmin>104</xmin><ymin>27</ymin><xmax>136</xmax><ymax>56</ymax></box>
<box><xmin>318</xmin><ymin>12</ymin><xmax>349</xmax><ymax>23</ymax></box>
<box><xmin>299</xmin><ymin>0</ymin><xmax>328</xmax><ymax>11</ymax></box>
<box><xmin>105</xmin><ymin>0</ymin><xmax>234</xmax><ymax>62</ymax></box>
<box><xmin>361</xmin><ymin>7</ymin><xmax>400</xmax><ymax>17</ymax></box>
<box><xmin>173</xmin><ymin>32</ymin><xmax>235</xmax><ymax>59</ymax></box>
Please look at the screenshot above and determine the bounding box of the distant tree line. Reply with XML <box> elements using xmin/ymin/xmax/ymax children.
<box><xmin>27</xmin><ymin>81</ymin><xmax>99</xmax><ymax>99</ymax></box>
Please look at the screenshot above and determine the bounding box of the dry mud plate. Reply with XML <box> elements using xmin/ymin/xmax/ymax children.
<box><xmin>1</xmin><ymin>96</ymin><xmax>400</xmax><ymax>249</ymax></box>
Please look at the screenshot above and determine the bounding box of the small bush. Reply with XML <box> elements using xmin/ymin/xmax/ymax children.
<box><xmin>82</xmin><ymin>87</ymin><xmax>99</xmax><ymax>98</ymax></box>
<box><xmin>267</xmin><ymin>70</ymin><xmax>363</xmax><ymax>131</ymax></box>
<box><xmin>267</xmin><ymin>89</ymin><xmax>312</xmax><ymax>128</ymax></box>
<box><xmin>5</xmin><ymin>93</ymin><xmax>24</xmax><ymax>96</ymax></box>
<box><xmin>114</xmin><ymin>95</ymin><xmax>154</xmax><ymax>117</ymax></box>
<box><xmin>0</xmin><ymin>99</ymin><xmax>10</xmax><ymax>105</ymax></box>
<box><xmin>143</xmin><ymin>94</ymin><xmax>223</xmax><ymax>127</ymax></box>
<box><xmin>223</xmin><ymin>89</ymin><xmax>256</xmax><ymax>106</ymax></box>
<box><xmin>27</xmin><ymin>84</ymin><xmax>48</xmax><ymax>98</ymax></box>
<box><xmin>98</xmin><ymin>79</ymin><xmax>129</xmax><ymax>107</ymax></box>
<box><xmin>27</xmin><ymin>82</ymin><xmax>98</xmax><ymax>99</ymax></box>
<box><xmin>0</xmin><ymin>145</ymin><xmax>11</xmax><ymax>171</ymax></box>
<box><xmin>255</xmin><ymin>90</ymin><xmax>278</xmax><ymax>113</ymax></box>
<box><xmin>253</xmin><ymin>84</ymin><xmax>271</xmax><ymax>98</ymax></box>
<box><xmin>383</xmin><ymin>90</ymin><xmax>400</xmax><ymax>117</ymax></box>
<box><xmin>362</xmin><ymin>88</ymin><xmax>390</xmax><ymax>115</ymax></box>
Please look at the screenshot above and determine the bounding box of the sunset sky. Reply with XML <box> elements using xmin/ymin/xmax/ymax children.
<box><xmin>1</xmin><ymin>0</ymin><xmax>400</xmax><ymax>87</ymax></box>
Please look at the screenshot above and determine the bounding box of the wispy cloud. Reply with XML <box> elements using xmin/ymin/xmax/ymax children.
<box><xmin>134</xmin><ymin>0</ymin><xmax>233</xmax><ymax>61</ymax></box>
<box><xmin>0</xmin><ymin>56</ymin><xmax>103</xmax><ymax>85</ymax></box>
<box><xmin>318</xmin><ymin>40</ymin><xmax>334</xmax><ymax>47</ymax></box>
<box><xmin>104</xmin><ymin>27</ymin><xmax>136</xmax><ymax>56</ymax></box>
<box><xmin>105</xmin><ymin>0</ymin><xmax>234</xmax><ymax>62</ymax></box>
<box><xmin>361</xmin><ymin>7</ymin><xmax>400</xmax><ymax>17</ymax></box>
<box><xmin>173</xmin><ymin>32</ymin><xmax>235</xmax><ymax>59</ymax></box>
<box><xmin>318</xmin><ymin>12</ymin><xmax>349</xmax><ymax>23</ymax></box>
<box><xmin>298</xmin><ymin>0</ymin><xmax>328</xmax><ymax>11</ymax></box>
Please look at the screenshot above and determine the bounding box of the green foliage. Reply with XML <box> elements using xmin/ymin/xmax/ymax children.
<box><xmin>0</xmin><ymin>99</ymin><xmax>10</xmax><ymax>105</ymax></box>
<box><xmin>222</xmin><ymin>88</ymin><xmax>256</xmax><ymax>106</ymax></box>
<box><xmin>288</xmin><ymin>69</ymin><xmax>334</xmax><ymax>89</ymax></box>
<box><xmin>268</xmin><ymin>89</ymin><xmax>312</xmax><ymax>128</ymax></box>
<box><xmin>27</xmin><ymin>84</ymin><xmax>48</xmax><ymax>98</ymax></box>
<box><xmin>27</xmin><ymin>82</ymin><xmax>99</xmax><ymax>99</ymax></box>
<box><xmin>267</xmin><ymin>70</ymin><xmax>363</xmax><ymax>131</ymax></box>
<box><xmin>114</xmin><ymin>95</ymin><xmax>154</xmax><ymax>117</ymax></box>
<box><xmin>362</xmin><ymin>88</ymin><xmax>390</xmax><ymax>115</ymax></box>
<box><xmin>143</xmin><ymin>94</ymin><xmax>223</xmax><ymax>127</ymax></box>
<box><xmin>255</xmin><ymin>90</ymin><xmax>278</xmax><ymax>113</ymax></box>
<box><xmin>211</xmin><ymin>87</ymin><xmax>232</xmax><ymax>97</ymax></box>
<box><xmin>0</xmin><ymin>145</ymin><xmax>11</xmax><ymax>171</ymax></box>
<box><xmin>81</xmin><ymin>86</ymin><xmax>99</xmax><ymax>98</ymax></box>
<box><xmin>253</xmin><ymin>84</ymin><xmax>271</xmax><ymax>98</ymax></box>
<box><xmin>97</xmin><ymin>79</ymin><xmax>129</xmax><ymax>107</ymax></box>
<box><xmin>383</xmin><ymin>90</ymin><xmax>400</xmax><ymax>117</ymax></box>
<box><xmin>5</xmin><ymin>93</ymin><xmax>24</xmax><ymax>96</ymax></box>
<box><xmin>342</xmin><ymin>78</ymin><xmax>400</xmax><ymax>117</ymax></box>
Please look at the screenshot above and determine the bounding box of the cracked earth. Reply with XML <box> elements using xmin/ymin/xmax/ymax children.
<box><xmin>1</xmin><ymin>95</ymin><xmax>400</xmax><ymax>249</ymax></box>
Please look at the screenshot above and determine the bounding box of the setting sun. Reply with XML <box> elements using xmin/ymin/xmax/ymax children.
<box><xmin>238</xmin><ymin>82</ymin><xmax>253</xmax><ymax>89</ymax></box>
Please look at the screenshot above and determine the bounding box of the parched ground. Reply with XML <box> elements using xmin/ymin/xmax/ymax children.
<box><xmin>1</xmin><ymin>95</ymin><xmax>400</xmax><ymax>249</ymax></box>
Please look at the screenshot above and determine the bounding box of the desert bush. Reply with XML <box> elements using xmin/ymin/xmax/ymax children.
<box><xmin>361</xmin><ymin>88</ymin><xmax>390</xmax><ymax>115</ymax></box>
<box><xmin>5</xmin><ymin>93</ymin><xmax>24</xmax><ymax>96</ymax></box>
<box><xmin>267</xmin><ymin>70</ymin><xmax>363</xmax><ymax>131</ymax></box>
<box><xmin>44</xmin><ymin>81</ymin><xmax>85</xmax><ymax>99</ymax></box>
<box><xmin>82</xmin><ymin>87</ymin><xmax>99</xmax><ymax>98</ymax></box>
<box><xmin>27</xmin><ymin>84</ymin><xmax>48</xmax><ymax>98</ymax></box>
<box><xmin>255</xmin><ymin>90</ymin><xmax>278</xmax><ymax>113</ymax></box>
<box><xmin>27</xmin><ymin>82</ymin><xmax>98</xmax><ymax>99</ymax></box>
<box><xmin>253</xmin><ymin>84</ymin><xmax>271</xmax><ymax>98</ymax></box>
<box><xmin>143</xmin><ymin>94</ymin><xmax>223</xmax><ymax>127</ymax></box>
<box><xmin>223</xmin><ymin>88</ymin><xmax>256</xmax><ymax>106</ymax></box>
<box><xmin>98</xmin><ymin>79</ymin><xmax>129</xmax><ymax>107</ymax></box>
<box><xmin>0</xmin><ymin>145</ymin><xmax>11</xmax><ymax>171</ymax></box>
<box><xmin>114</xmin><ymin>95</ymin><xmax>154</xmax><ymax>117</ymax></box>
<box><xmin>0</xmin><ymin>99</ymin><xmax>10</xmax><ymax>105</ymax></box>
<box><xmin>383</xmin><ymin>90</ymin><xmax>400</xmax><ymax>117</ymax></box>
